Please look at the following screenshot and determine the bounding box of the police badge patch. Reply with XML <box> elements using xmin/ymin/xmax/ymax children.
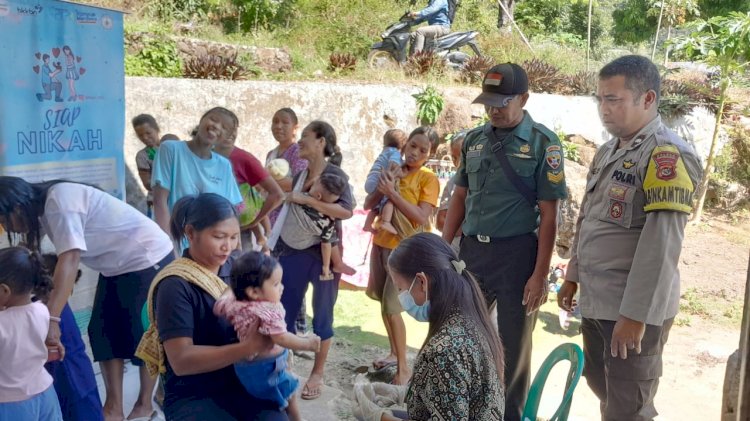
<box><xmin>545</xmin><ymin>145</ymin><xmax>562</xmax><ymax>170</ymax></box>
<box><xmin>653</xmin><ymin>149</ymin><xmax>679</xmax><ymax>180</ymax></box>
<box><xmin>609</xmin><ymin>200</ymin><xmax>625</xmax><ymax>220</ymax></box>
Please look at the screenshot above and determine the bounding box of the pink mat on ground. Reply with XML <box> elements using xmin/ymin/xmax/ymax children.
<box><xmin>339</xmin><ymin>209</ymin><xmax>374</xmax><ymax>289</ymax></box>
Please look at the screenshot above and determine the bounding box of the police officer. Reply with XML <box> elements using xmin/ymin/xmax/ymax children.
<box><xmin>442</xmin><ymin>63</ymin><xmax>568</xmax><ymax>421</ymax></box>
<box><xmin>558</xmin><ymin>55</ymin><xmax>703</xmax><ymax>420</ymax></box>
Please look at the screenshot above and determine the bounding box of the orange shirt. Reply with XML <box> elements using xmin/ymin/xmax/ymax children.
<box><xmin>373</xmin><ymin>166</ymin><xmax>440</xmax><ymax>250</ymax></box>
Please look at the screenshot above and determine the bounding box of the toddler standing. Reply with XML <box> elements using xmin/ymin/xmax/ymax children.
<box><xmin>132</xmin><ymin>114</ymin><xmax>162</xmax><ymax>217</ymax></box>
<box><xmin>363</xmin><ymin>129</ymin><xmax>407</xmax><ymax>234</ymax></box>
<box><xmin>214</xmin><ymin>252</ymin><xmax>321</xmax><ymax>421</ymax></box>
<box><xmin>0</xmin><ymin>247</ymin><xmax>63</xmax><ymax>421</ymax></box>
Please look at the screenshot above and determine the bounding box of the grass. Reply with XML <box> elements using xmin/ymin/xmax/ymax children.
<box><xmin>679</xmin><ymin>287</ymin><xmax>745</xmax><ymax>328</ymax></box>
<box><xmin>312</xmin><ymin>288</ymin><xmax>586</xmax><ymax>357</ymax></box>
<box><xmin>319</xmin><ymin>285</ymin><xmax>743</xmax><ymax>362</ymax></box>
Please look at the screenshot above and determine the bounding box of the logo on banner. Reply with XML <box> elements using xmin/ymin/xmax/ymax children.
<box><xmin>76</xmin><ymin>10</ymin><xmax>96</xmax><ymax>24</ymax></box>
<box><xmin>101</xmin><ymin>14</ymin><xmax>113</xmax><ymax>29</ymax></box>
<box><xmin>17</xmin><ymin>4</ymin><xmax>43</xmax><ymax>15</ymax></box>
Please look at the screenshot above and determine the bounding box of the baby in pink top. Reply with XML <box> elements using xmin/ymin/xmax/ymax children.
<box><xmin>0</xmin><ymin>247</ymin><xmax>62</xmax><ymax>420</ymax></box>
<box><xmin>214</xmin><ymin>251</ymin><xmax>320</xmax><ymax>421</ymax></box>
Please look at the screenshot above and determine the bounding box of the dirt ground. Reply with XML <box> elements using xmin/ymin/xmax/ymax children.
<box><xmin>293</xmin><ymin>210</ymin><xmax>749</xmax><ymax>420</ymax></box>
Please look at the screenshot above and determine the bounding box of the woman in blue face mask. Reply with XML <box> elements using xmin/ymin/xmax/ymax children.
<box><xmin>354</xmin><ymin>232</ymin><xmax>506</xmax><ymax>421</ymax></box>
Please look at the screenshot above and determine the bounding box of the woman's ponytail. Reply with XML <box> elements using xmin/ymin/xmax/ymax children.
<box><xmin>0</xmin><ymin>247</ymin><xmax>53</xmax><ymax>301</ymax></box>
<box><xmin>328</xmin><ymin>144</ymin><xmax>343</xmax><ymax>166</ymax></box>
<box><xmin>170</xmin><ymin>195</ymin><xmax>196</xmax><ymax>241</ymax></box>
<box><xmin>27</xmin><ymin>250</ymin><xmax>53</xmax><ymax>301</ymax></box>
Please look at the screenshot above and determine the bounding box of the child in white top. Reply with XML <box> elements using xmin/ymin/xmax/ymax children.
<box><xmin>0</xmin><ymin>246</ymin><xmax>62</xmax><ymax>420</ymax></box>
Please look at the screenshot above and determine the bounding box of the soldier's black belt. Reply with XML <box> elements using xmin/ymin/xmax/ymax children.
<box><xmin>466</xmin><ymin>232</ymin><xmax>537</xmax><ymax>244</ymax></box>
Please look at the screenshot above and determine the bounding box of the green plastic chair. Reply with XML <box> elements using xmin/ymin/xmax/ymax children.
<box><xmin>522</xmin><ymin>342</ymin><xmax>585</xmax><ymax>421</ymax></box>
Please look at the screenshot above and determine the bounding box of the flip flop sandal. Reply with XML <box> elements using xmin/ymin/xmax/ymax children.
<box><xmin>371</xmin><ymin>360</ymin><xmax>397</xmax><ymax>373</ymax></box>
<box><xmin>300</xmin><ymin>383</ymin><xmax>322</xmax><ymax>400</ymax></box>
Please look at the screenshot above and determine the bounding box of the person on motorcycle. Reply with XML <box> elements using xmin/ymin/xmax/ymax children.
<box><xmin>408</xmin><ymin>0</ymin><xmax>451</xmax><ymax>55</ymax></box>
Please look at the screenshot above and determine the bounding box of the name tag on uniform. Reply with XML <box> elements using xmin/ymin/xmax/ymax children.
<box><xmin>466</xmin><ymin>150</ymin><xmax>482</xmax><ymax>159</ymax></box>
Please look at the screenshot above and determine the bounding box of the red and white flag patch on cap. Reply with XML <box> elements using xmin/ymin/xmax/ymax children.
<box><xmin>484</xmin><ymin>72</ymin><xmax>503</xmax><ymax>86</ymax></box>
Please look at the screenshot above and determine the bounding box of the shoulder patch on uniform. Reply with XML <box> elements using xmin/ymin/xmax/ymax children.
<box><xmin>547</xmin><ymin>170</ymin><xmax>564</xmax><ymax>184</ymax></box>
<box><xmin>644</xmin><ymin>145</ymin><xmax>695</xmax><ymax>213</ymax></box>
<box><xmin>545</xmin><ymin>145</ymin><xmax>562</xmax><ymax>170</ymax></box>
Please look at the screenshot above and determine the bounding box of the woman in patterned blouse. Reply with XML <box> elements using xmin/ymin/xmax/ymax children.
<box><xmin>370</xmin><ymin>232</ymin><xmax>506</xmax><ymax>420</ymax></box>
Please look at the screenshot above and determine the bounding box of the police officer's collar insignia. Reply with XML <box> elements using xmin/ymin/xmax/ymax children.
<box><xmin>623</xmin><ymin>160</ymin><xmax>636</xmax><ymax>169</ymax></box>
<box><xmin>520</xmin><ymin>144</ymin><xmax>530</xmax><ymax>153</ymax></box>
<box><xmin>634</xmin><ymin>134</ymin><xmax>646</xmax><ymax>145</ymax></box>
<box><xmin>592</xmin><ymin>167</ymin><xmax>600</xmax><ymax>175</ymax></box>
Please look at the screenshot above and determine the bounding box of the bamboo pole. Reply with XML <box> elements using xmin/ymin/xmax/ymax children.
<box><xmin>652</xmin><ymin>0</ymin><xmax>666</xmax><ymax>60</ymax></box>
<box><xmin>586</xmin><ymin>0</ymin><xmax>593</xmax><ymax>71</ymax></box>
<box><xmin>496</xmin><ymin>0</ymin><xmax>534</xmax><ymax>53</ymax></box>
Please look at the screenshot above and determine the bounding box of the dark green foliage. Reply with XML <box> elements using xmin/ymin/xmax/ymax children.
<box><xmin>515</xmin><ymin>0</ymin><xmax>604</xmax><ymax>47</ymax></box>
<box><xmin>568</xmin><ymin>2</ymin><xmax>604</xmax><ymax>46</ymax></box>
<box><xmin>611</xmin><ymin>0</ymin><xmax>658</xmax><ymax>45</ymax></box>
<box><xmin>124</xmin><ymin>28</ymin><xmax>183</xmax><ymax>77</ymax></box>
<box><xmin>698</xmin><ymin>0</ymin><xmax>750</xmax><ymax>18</ymax></box>
<box><xmin>149</xmin><ymin>0</ymin><xmax>211</xmax><ymax>21</ymax></box>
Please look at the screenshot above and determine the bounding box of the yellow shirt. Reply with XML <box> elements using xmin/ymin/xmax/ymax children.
<box><xmin>373</xmin><ymin>166</ymin><xmax>440</xmax><ymax>250</ymax></box>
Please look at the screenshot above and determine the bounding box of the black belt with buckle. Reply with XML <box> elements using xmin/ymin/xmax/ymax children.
<box><xmin>470</xmin><ymin>232</ymin><xmax>537</xmax><ymax>243</ymax></box>
<box><xmin>477</xmin><ymin>234</ymin><xmax>491</xmax><ymax>243</ymax></box>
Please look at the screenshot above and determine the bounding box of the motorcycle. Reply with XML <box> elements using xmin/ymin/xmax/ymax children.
<box><xmin>367</xmin><ymin>11</ymin><xmax>482</xmax><ymax>70</ymax></box>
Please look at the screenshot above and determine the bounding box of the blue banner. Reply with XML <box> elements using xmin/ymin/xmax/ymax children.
<box><xmin>0</xmin><ymin>0</ymin><xmax>125</xmax><ymax>197</ymax></box>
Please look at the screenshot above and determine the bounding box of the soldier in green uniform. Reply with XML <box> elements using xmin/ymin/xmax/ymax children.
<box><xmin>442</xmin><ymin>63</ymin><xmax>568</xmax><ymax>421</ymax></box>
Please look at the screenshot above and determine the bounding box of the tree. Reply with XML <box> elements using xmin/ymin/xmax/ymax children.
<box><xmin>650</xmin><ymin>0</ymin><xmax>700</xmax><ymax>64</ymax></box>
<box><xmin>698</xmin><ymin>0</ymin><xmax>750</xmax><ymax>19</ymax></box>
<box><xmin>497</xmin><ymin>0</ymin><xmax>517</xmax><ymax>31</ymax></box>
<box><xmin>612</xmin><ymin>0</ymin><xmax>657</xmax><ymax>44</ymax></box>
<box><xmin>672</xmin><ymin>12</ymin><xmax>750</xmax><ymax>222</ymax></box>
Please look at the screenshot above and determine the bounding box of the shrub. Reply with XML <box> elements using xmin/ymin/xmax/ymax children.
<box><xmin>660</xmin><ymin>78</ymin><xmax>726</xmax><ymax>119</ymax></box>
<box><xmin>562</xmin><ymin>140</ymin><xmax>580</xmax><ymax>162</ymax></box>
<box><xmin>124</xmin><ymin>33</ymin><xmax>183</xmax><ymax>77</ymax></box>
<box><xmin>404</xmin><ymin>52</ymin><xmax>446</xmax><ymax>77</ymax></box>
<box><xmin>567</xmin><ymin>70</ymin><xmax>598</xmax><ymax>96</ymax></box>
<box><xmin>714</xmin><ymin>123</ymin><xmax>750</xmax><ymax>189</ymax></box>
<box><xmin>183</xmin><ymin>53</ymin><xmax>253</xmax><ymax>80</ymax></box>
<box><xmin>459</xmin><ymin>55</ymin><xmax>495</xmax><ymax>84</ymax></box>
<box><xmin>413</xmin><ymin>86</ymin><xmax>445</xmax><ymax>126</ymax></box>
<box><xmin>328</xmin><ymin>53</ymin><xmax>357</xmax><ymax>73</ymax></box>
<box><xmin>522</xmin><ymin>58</ymin><xmax>569</xmax><ymax>94</ymax></box>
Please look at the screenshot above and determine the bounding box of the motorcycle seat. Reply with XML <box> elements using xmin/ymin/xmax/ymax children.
<box><xmin>436</xmin><ymin>31</ymin><xmax>477</xmax><ymax>43</ymax></box>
